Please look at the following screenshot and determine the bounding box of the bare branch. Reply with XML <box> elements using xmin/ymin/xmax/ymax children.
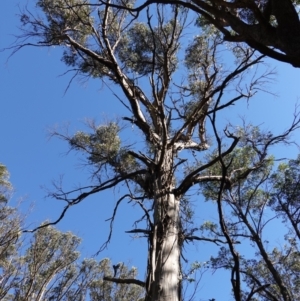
<box><xmin>103</xmin><ymin>276</ymin><xmax>146</xmax><ymax>287</ymax></box>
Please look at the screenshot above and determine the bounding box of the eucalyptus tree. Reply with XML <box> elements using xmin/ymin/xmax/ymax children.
<box><xmin>0</xmin><ymin>219</ymin><xmax>143</xmax><ymax>301</ymax></box>
<box><xmin>0</xmin><ymin>165</ymin><xmax>142</xmax><ymax>300</ymax></box>
<box><xmin>9</xmin><ymin>225</ymin><xmax>81</xmax><ymax>301</ymax></box>
<box><xmin>0</xmin><ymin>164</ymin><xmax>143</xmax><ymax>300</ymax></box>
<box><xmin>12</xmin><ymin>0</ymin><xmax>300</xmax><ymax>300</ymax></box>
<box><xmin>11</xmin><ymin>228</ymin><xmax>144</xmax><ymax>301</ymax></box>
<box><xmin>196</xmin><ymin>126</ymin><xmax>300</xmax><ymax>301</ymax></box>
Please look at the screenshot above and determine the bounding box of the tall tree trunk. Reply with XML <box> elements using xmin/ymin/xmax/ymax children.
<box><xmin>146</xmin><ymin>149</ymin><xmax>182</xmax><ymax>301</ymax></box>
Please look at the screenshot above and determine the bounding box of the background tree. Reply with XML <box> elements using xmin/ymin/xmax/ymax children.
<box><xmin>10</xmin><ymin>0</ymin><xmax>300</xmax><ymax>300</ymax></box>
<box><xmin>0</xmin><ymin>211</ymin><xmax>144</xmax><ymax>301</ymax></box>
<box><xmin>0</xmin><ymin>164</ymin><xmax>22</xmax><ymax>300</ymax></box>
<box><xmin>197</xmin><ymin>124</ymin><xmax>300</xmax><ymax>301</ymax></box>
<box><xmin>12</xmin><ymin>229</ymin><xmax>144</xmax><ymax>301</ymax></box>
<box><xmin>0</xmin><ymin>164</ymin><xmax>144</xmax><ymax>301</ymax></box>
<box><xmin>3</xmin><ymin>227</ymin><xmax>144</xmax><ymax>301</ymax></box>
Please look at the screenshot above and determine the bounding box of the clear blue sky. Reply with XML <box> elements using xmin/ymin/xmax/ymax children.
<box><xmin>1</xmin><ymin>1</ymin><xmax>300</xmax><ymax>300</ymax></box>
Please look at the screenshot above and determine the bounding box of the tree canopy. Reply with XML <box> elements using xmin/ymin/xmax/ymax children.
<box><xmin>98</xmin><ymin>0</ymin><xmax>300</xmax><ymax>67</ymax></box>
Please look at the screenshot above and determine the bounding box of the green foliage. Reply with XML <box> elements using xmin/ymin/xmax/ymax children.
<box><xmin>268</xmin><ymin>155</ymin><xmax>300</xmax><ymax>235</ymax></box>
<box><xmin>76</xmin><ymin>50</ymin><xmax>113</xmax><ymax>78</ymax></box>
<box><xmin>0</xmin><ymin>167</ymin><xmax>144</xmax><ymax>301</ymax></box>
<box><xmin>240</xmin><ymin>243</ymin><xmax>300</xmax><ymax>300</ymax></box>
<box><xmin>199</xmin><ymin>127</ymin><xmax>274</xmax><ymax>204</ymax></box>
<box><xmin>0</xmin><ymin>164</ymin><xmax>12</xmax><ymax>203</ymax></box>
<box><xmin>70</xmin><ymin>122</ymin><xmax>121</xmax><ymax>164</ymax></box>
<box><xmin>36</xmin><ymin>0</ymin><xmax>93</xmax><ymax>44</ymax></box>
<box><xmin>118</xmin><ymin>19</ymin><xmax>181</xmax><ymax>75</ymax></box>
<box><xmin>182</xmin><ymin>261</ymin><xmax>208</xmax><ymax>283</ymax></box>
<box><xmin>0</xmin><ymin>208</ymin><xmax>21</xmax><ymax>300</ymax></box>
<box><xmin>117</xmin><ymin>150</ymin><xmax>140</xmax><ymax>172</ymax></box>
<box><xmin>12</xmin><ymin>225</ymin><xmax>80</xmax><ymax>300</ymax></box>
<box><xmin>180</xmin><ymin>197</ymin><xmax>194</xmax><ymax>222</ymax></box>
<box><xmin>0</xmin><ymin>216</ymin><xmax>144</xmax><ymax>300</ymax></box>
<box><xmin>200</xmin><ymin>151</ymin><xmax>300</xmax><ymax>300</ymax></box>
<box><xmin>270</xmin><ymin>154</ymin><xmax>300</xmax><ymax>209</ymax></box>
<box><xmin>68</xmin><ymin>122</ymin><xmax>141</xmax><ymax>175</ymax></box>
<box><xmin>89</xmin><ymin>259</ymin><xmax>143</xmax><ymax>301</ymax></box>
<box><xmin>184</xmin><ymin>30</ymin><xmax>221</xmax><ymax>99</ymax></box>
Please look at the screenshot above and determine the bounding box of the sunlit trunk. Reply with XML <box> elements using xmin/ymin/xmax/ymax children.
<box><xmin>146</xmin><ymin>149</ymin><xmax>182</xmax><ymax>301</ymax></box>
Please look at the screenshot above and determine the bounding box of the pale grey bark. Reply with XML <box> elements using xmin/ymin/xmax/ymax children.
<box><xmin>146</xmin><ymin>150</ymin><xmax>182</xmax><ymax>301</ymax></box>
